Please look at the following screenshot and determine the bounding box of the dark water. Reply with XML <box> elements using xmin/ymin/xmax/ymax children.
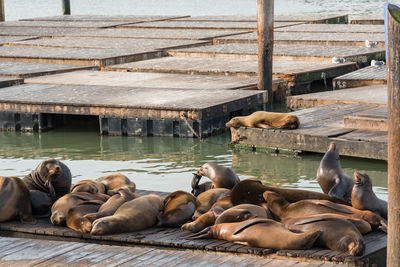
<box><xmin>0</xmin><ymin>119</ymin><xmax>388</xmax><ymax>200</ymax></box>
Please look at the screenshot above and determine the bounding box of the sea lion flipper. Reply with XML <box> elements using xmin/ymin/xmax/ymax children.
<box><xmin>233</xmin><ymin>218</ymin><xmax>271</xmax><ymax>235</ymax></box>
<box><xmin>316</xmin><ymin>201</ymin><xmax>354</xmax><ymax>214</ymax></box>
<box><xmin>255</xmin><ymin>123</ymin><xmax>271</xmax><ymax>129</ymax></box>
<box><xmin>379</xmin><ymin>219</ymin><xmax>388</xmax><ymax>233</ymax></box>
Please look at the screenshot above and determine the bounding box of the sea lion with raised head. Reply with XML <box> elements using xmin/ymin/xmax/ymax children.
<box><xmin>264</xmin><ymin>191</ymin><xmax>387</xmax><ymax>232</ymax></box>
<box><xmin>225</xmin><ymin>111</ymin><xmax>300</xmax><ymax>129</ymax></box>
<box><xmin>231</xmin><ymin>179</ymin><xmax>348</xmax><ymax>206</ymax></box>
<box><xmin>71</xmin><ymin>179</ymin><xmax>106</xmax><ymax>194</ymax></box>
<box><xmin>351</xmin><ymin>172</ymin><xmax>387</xmax><ymax>219</ymax></box>
<box><xmin>282</xmin><ymin>215</ymin><xmax>365</xmax><ymax>256</ymax></box>
<box><xmin>90</xmin><ymin>194</ymin><xmax>163</xmax><ymax>235</ymax></box>
<box><xmin>0</xmin><ymin>176</ymin><xmax>36</xmax><ymax>223</ymax></box>
<box><xmin>23</xmin><ymin>158</ymin><xmax>72</xmax><ymax>201</ymax></box>
<box><xmin>317</xmin><ymin>143</ymin><xmax>354</xmax><ymax>204</ymax></box>
<box><xmin>84</xmin><ymin>189</ymin><xmax>139</xmax><ymax>223</ymax></box>
<box><xmin>96</xmin><ymin>174</ymin><xmax>136</xmax><ymax>196</ymax></box>
<box><xmin>191</xmin><ymin>174</ymin><xmax>212</xmax><ymax>197</ymax></box>
<box><xmin>50</xmin><ymin>192</ymin><xmax>109</xmax><ymax>226</ymax></box>
<box><xmin>66</xmin><ymin>202</ymin><xmax>102</xmax><ymax>233</ymax></box>
<box><xmin>192</xmin><ymin>188</ymin><xmax>231</xmax><ymax>220</ymax></box>
<box><xmin>158</xmin><ymin>190</ymin><xmax>198</xmax><ymax>227</ymax></box>
<box><xmin>187</xmin><ymin>218</ymin><xmax>320</xmax><ymax>251</ymax></box>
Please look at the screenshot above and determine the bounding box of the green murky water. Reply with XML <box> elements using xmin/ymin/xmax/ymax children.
<box><xmin>0</xmin><ymin>119</ymin><xmax>388</xmax><ymax>201</ymax></box>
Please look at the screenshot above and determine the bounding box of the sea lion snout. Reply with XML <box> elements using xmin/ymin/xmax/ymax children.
<box><xmin>50</xmin><ymin>211</ymin><xmax>65</xmax><ymax>225</ymax></box>
<box><xmin>353</xmin><ymin>172</ymin><xmax>367</xmax><ymax>185</ymax></box>
<box><xmin>91</xmin><ymin>220</ymin><xmax>108</xmax><ymax>235</ymax></box>
<box><xmin>328</xmin><ymin>142</ymin><xmax>337</xmax><ymax>152</ymax></box>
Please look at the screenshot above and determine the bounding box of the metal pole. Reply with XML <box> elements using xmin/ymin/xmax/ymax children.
<box><xmin>257</xmin><ymin>0</ymin><xmax>274</xmax><ymax>106</ymax></box>
<box><xmin>0</xmin><ymin>0</ymin><xmax>5</xmax><ymax>22</ymax></box>
<box><xmin>387</xmin><ymin>4</ymin><xmax>400</xmax><ymax>267</ymax></box>
<box><xmin>62</xmin><ymin>0</ymin><xmax>71</xmax><ymax>15</ymax></box>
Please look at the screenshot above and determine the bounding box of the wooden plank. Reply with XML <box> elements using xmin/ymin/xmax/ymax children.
<box><xmin>0</xmin><ymin>27</ymin><xmax>90</xmax><ymax>37</ymax></box>
<box><xmin>333</xmin><ymin>65</ymin><xmax>387</xmax><ymax>89</ymax></box>
<box><xmin>20</xmin><ymin>15</ymin><xmax>189</xmax><ymax>22</ymax></box>
<box><xmin>344</xmin><ymin>116</ymin><xmax>387</xmax><ymax>131</ymax></box>
<box><xmin>0</xmin><ymin>61</ymin><xmax>95</xmax><ymax>78</ymax></box>
<box><xmin>349</xmin><ymin>15</ymin><xmax>384</xmax><ymax>25</ymax></box>
<box><xmin>215</xmin><ymin>31</ymin><xmax>385</xmax><ymax>47</ymax></box>
<box><xmin>0</xmin><ymin>35</ymin><xmax>38</xmax><ymax>44</ymax></box>
<box><xmin>0</xmin><ymin>21</ymin><xmax>139</xmax><ymax>29</ymax></box>
<box><xmin>287</xmin><ymin>85</ymin><xmax>387</xmax><ymax>110</ymax></box>
<box><xmin>8</xmin><ymin>37</ymin><xmax>211</xmax><ymax>51</ymax></box>
<box><xmin>0</xmin><ymin>77</ymin><xmax>23</xmax><ymax>88</ymax></box>
<box><xmin>274</xmin><ymin>24</ymin><xmax>385</xmax><ymax>33</ymax></box>
<box><xmin>167</xmin><ymin>43</ymin><xmax>386</xmax><ymax>63</ymax></box>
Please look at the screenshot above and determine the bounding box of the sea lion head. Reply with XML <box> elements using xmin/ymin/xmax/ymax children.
<box><xmin>90</xmin><ymin>219</ymin><xmax>110</xmax><ymax>235</ymax></box>
<box><xmin>353</xmin><ymin>172</ymin><xmax>372</xmax><ymax>189</ymax></box>
<box><xmin>196</xmin><ymin>163</ymin><xmax>218</xmax><ymax>178</ymax></box>
<box><xmin>50</xmin><ymin>211</ymin><xmax>65</xmax><ymax>226</ymax></box>
<box><xmin>320</xmin><ymin>142</ymin><xmax>340</xmax><ymax>167</ymax></box>
<box><xmin>225</xmin><ymin>117</ymin><xmax>242</xmax><ymax>128</ymax></box>
<box><xmin>79</xmin><ymin>218</ymin><xmax>93</xmax><ymax>233</ymax></box>
<box><xmin>285</xmin><ymin>114</ymin><xmax>300</xmax><ymax>129</ymax></box>
<box><xmin>214</xmin><ymin>208</ymin><xmax>255</xmax><ymax>224</ymax></box>
<box><xmin>338</xmin><ymin>235</ymin><xmax>365</xmax><ymax>256</ymax></box>
<box><xmin>41</xmin><ymin>158</ymin><xmax>62</xmax><ymax>178</ymax></box>
<box><xmin>71</xmin><ymin>180</ymin><xmax>106</xmax><ymax>194</ymax></box>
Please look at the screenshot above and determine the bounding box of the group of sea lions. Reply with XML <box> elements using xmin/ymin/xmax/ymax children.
<box><xmin>0</xmin><ymin>145</ymin><xmax>387</xmax><ymax>256</ymax></box>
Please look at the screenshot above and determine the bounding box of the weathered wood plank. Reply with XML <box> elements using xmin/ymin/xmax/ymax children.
<box><xmin>333</xmin><ymin>65</ymin><xmax>387</xmax><ymax>89</ymax></box>
<box><xmin>0</xmin><ymin>77</ymin><xmax>23</xmax><ymax>88</ymax></box>
<box><xmin>0</xmin><ymin>21</ymin><xmax>138</xmax><ymax>29</ymax></box>
<box><xmin>20</xmin><ymin>15</ymin><xmax>189</xmax><ymax>22</ymax></box>
<box><xmin>0</xmin><ymin>35</ymin><xmax>38</xmax><ymax>44</ymax></box>
<box><xmin>275</xmin><ymin>24</ymin><xmax>385</xmax><ymax>33</ymax></box>
<box><xmin>287</xmin><ymin>85</ymin><xmax>387</xmax><ymax>110</ymax></box>
<box><xmin>0</xmin><ymin>27</ymin><xmax>90</xmax><ymax>37</ymax></box>
<box><xmin>349</xmin><ymin>15</ymin><xmax>384</xmax><ymax>25</ymax></box>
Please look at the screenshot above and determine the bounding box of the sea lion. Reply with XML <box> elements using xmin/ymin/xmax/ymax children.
<box><xmin>50</xmin><ymin>192</ymin><xmax>109</xmax><ymax>226</ymax></box>
<box><xmin>23</xmin><ymin>158</ymin><xmax>72</xmax><ymax>201</ymax></box>
<box><xmin>157</xmin><ymin>190</ymin><xmax>198</xmax><ymax>227</ymax></box>
<box><xmin>282</xmin><ymin>215</ymin><xmax>365</xmax><ymax>256</ymax></box>
<box><xmin>317</xmin><ymin>142</ymin><xmax>354</xmax><ymax>204</ymax></box>
<box><xmin>96</xmin><ymin>174</ymin><xmax>136</xmax><ymax>196</ymax></box>
<box><xmin>0</xmin><ymin>176</ymin><xmax>36</xmax><ymax>223</ymax></box>
<box><xmin>66</xmin><ymin>202</ymin><xmax>102</xmax><ymax>233</ymax></box>
<box><xmin>264</xmin><ymin>191</ymin><xmax>387</xmax><ymax>232</ymax></box>
<box><xmin>187</xmin><ymin>218</ymin><xmax>320</xmax><ymax>251</ymax></box>
<box><xmin>191</xmin><ymin>163</ymin><xmax>240</xmax><ymax>197</ymax></box>
<box><xmin>29</xmin><ymin>189</ymin><xmax>53</xmax><ymax>217</ymax></box>
<box><xmin>191</xmin><ymin>174</ymin><xmax>212</xmax><ymax>197</ymax></box>
<box><xmin>91</xmin><ymin>194</ymin><xmax>163</xmax><ymax>235</ymax></box>
<box><xmin>192</xmin><ymin>188</ymin><xmax>231</xmax><ymax>220</ymax></box>
<box><xmin>351</xmin><ymin>172</ymin><xmax>387</xmax><ymax>219</ymax></box>
<box><xmin>71</xmin><ymin>179</ymin><xmax>106</xmax><ymax>194</ymax></box>
<box><xmin>231</xmin><ymin>179</ymin><xmax>348</xmax><ymax>206</ymax></box>
<box><xmin>225</xmin><ymin>111</ymin><xmax>300</xmax><ymax>129</ymax></box>
<box><xmin>215</xmin><ymin>204</ymin><xmax>273</xmax><ymax>225</ymax></box>
<box><xmin>84</xmin><ymin>189</ymin><xmax>139</xmax><ymax>223</ymax></box>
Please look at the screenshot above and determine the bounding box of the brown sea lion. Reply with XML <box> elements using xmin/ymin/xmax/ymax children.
<box><xmin>317</xmin><ymin>143</ymin><xmax>354</xmax><ymax>204</ymax></box>
<box><xmin>192</xmin><ymin>188</ymin><xmax>231</xmax><ymax>220</ymax></box>
<box><xmin>231</xmin><ymin>179</ymin><xmax>348</xmax><ymax>206</ymax></box>
<box><xmin>191</xmin><ymin>163</ymin><xmax>240</xmax><ymax>197</ymax></box>
<box><xmin>66</xmin><ymin>202</ymin><xmax>102</xmax><ymax>233</ymax></box>
<box><xmin>158</xmin><ymin>190</ymin><xmax>198</xmax><ymax>227</ymax></box>
<box><xmin>29</xmin><ymin>189</ymin><xmax>53</xmax><ymax>217</ymax></box>
<box><xmin>23</xmin><ymin>158</ymin><xmax>72</xmax><ymax>201</ymax></box>
<box><xmin>50</xmin><ymin>192</ymin><xmax>109</xmax><ymax>226</ymax></box>
<box><xmin>71</xmin><ymin>179</ymin><xmax>106</xmax><ymax>194</ymax></box>
<box><xmin>264</xmin><ymin>191</ymin><xmax>387</xmax><ymax>232</ymax></box>
<box><xmin>187</xmin><ymin>218</ymin><xmax>320</xmax><ymax>251</ymax></box>
<box><xmin>281</xmin><ymin>215</ymin><xmax>365</xmax><ymax>256</ymax></box>
<box><xmin>91</xmin><ymin>194</ymin><xmax>163</xmax><ymax>235</ymax></box>
<box><xmin>96</xmin><ymin>174</ymin><xmax>136</xmax><ymax>196</ymax></box>
<box><xmin>351</xmin><ymin>172</ymin><xmax>387</xmax><ymax>219</ymax></box>
<box><xmin>225</xmin><ymin>111</ymin><xmax>300</xmax><ymax>129</ymax></box>
<box><xmin>0</xmin><ymin>176</ymin><xmax>36</xmax><ymax>223</ymax></box>
<box><xmin>215</xmin><ymin>204</ymin><xmax>273</xmax><ymax>225</ymax></box>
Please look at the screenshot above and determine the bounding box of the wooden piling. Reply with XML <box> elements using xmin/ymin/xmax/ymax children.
<box><xmin>0</xmin><ymin>0</ymin><xmax>5</xmax><ymax>22</ymax></box>
<box><xmin>257</xmin><ymin>0</ymin><xmax>274</xmax><ymax>104</ymax></box>
<box><xmin>387</xmin><ymin>4</ymin><xmax>400</xmax><ymax>267</ymax></box>
<box><xmin>62</xmin><ymin>0</ymin><xmax>71</xmax><ymax>15</ymax></box>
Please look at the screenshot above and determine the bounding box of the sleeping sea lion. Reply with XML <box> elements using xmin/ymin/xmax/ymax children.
<box><xmin>192</xmin><ymin>188</ymin><xmax>231</xmax><ymax>220</ymax></box>
<box><xmin>225</xmin><ymin>111</ymin><xmax>300</xmax><ymax>129</ymax></box>
<box><xmin>66</xmin><ymin>201</ymin><xmax>102</xmax><ymax>233</ymax></box>
<box><xmin>50</xmin><ymin>192</ymin><xmax>109</xmax><ymax>226</ymax></box>
<box><xmin>317</xmin><ymin>143</ymin><xmax>354</xmax><ymax>204</ymax></box>
<box><xmin>84</xmin><ymin>189</ymin><xmax>139</xmax><ymax>223</ymax></box>
<box><xmin>215</xmin><ymin>204</ymin><xmax>273</xmax><ymax>225</ymax></box>
<box><xmin>282</xmin><ymin>215</ymin><xmax>365</xmax><ymax>256</ymax></box>
<box><xmin>0</xmin><ymin>176</ymin><xmax>36</xmax><ymax>223</ymax></box>
<box><xmin>23</xmin><ymin>158</ymin><xmax>72</xmax><ymax>201</ymax></box>
<box><xmin>351</xmin><ymin>172</ymin><xmax>387</xmax><ymax>219</ymax></box>
<box><xmin>96</xmin><ymin>174</ymin><xmax>136</xmax><ymax>195</ymax></box>
<box><xmin>231</xmin><ymin>179</ymin><xmax>348</xmax><ymax>206</ymax></box>
<box><xmin>158</xmin><ymin>190</ymin><xmax>198</xmax><ymax>227</ymax></box>
<box><xmin>187</xmin><ymin>218</ymin><xmax>320</xmax><ymax>251</ymax></box>
<box><xmin>264</xmin><ymin>191</ymin><xmax>387</xmax><ymax>232</ymax></box>
<box><xmin>191</xmin><ymin>163</ymin><xmax>240</xmax><ymax>197</ymax></box>
<box><xmin>91</xmin><ymin>194</ymin><xmax>163</xmax><ymax>235</ymax></box>
<box><xmin>71</xmin><ymin>179</ymin><xmax>106</xmax><ymax>194</ymax></box>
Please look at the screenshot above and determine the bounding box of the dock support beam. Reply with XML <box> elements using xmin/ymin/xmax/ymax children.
<box><xmin>0</xmin><ymin>0</ymin><xmax>4</xmax><ymax>22</ymax></box>
<box><xmin>62</xmin><ymin>0</ymin><xmax>71</xmax><ymax>15</ymax></box>
<box><xmin>387</xmin><ymin>4</ymin><xmax>400</xmax><ymax>267</ymax></box>
<box><xmin>257</xmin><ymin>0</ymin><xmax>274</xmax><ymax>105</ymax></box>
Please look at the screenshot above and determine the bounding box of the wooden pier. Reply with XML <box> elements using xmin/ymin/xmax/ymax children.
<box><xmin>333</xmin><ymin>65</ymin><xmax>387</xmax><ymax>89</ymax></box>
<box><xmin>0</xmin><ymin>189</ymin><xmax>386</xmax><ymax>266</ymax></box>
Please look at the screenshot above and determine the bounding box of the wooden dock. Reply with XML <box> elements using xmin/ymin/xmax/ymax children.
<box><xmin>274</xmin><ymin>24</ymin><xmax>385</xmax><ymax>33</ymax></box>
<box><xmin>0</xmin><ymin>189</ymin><xmax>386</xmax><ymax>266</ymax></box>
<box><xmin>333</xmin><ymin>65</ymin><xmax>387</xmax><ymax>89</ymax></box>
<box><xmin>0</xmin><ymin>77</ymin><xmax>23</xmax><ymax>88</ymax></box>
<box><xmin>349</xmin><ymin>15</ymin><xmax>384</xmax><ymax>25</ymax></box>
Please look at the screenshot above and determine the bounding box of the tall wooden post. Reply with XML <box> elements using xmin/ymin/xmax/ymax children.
<box><xmin>387</xmin><ymin>4</ymin><xmax>400</xmax><ymax>267</ymax></box>
<box><xmin>257</xmin><ymin>0</ymin><xmax>274</xmax><ymax>105</ymax></box>
<box><xmin>0</xmin><ymin>0</ymin><xmax>5</xmax><ymax>22</ymax></box>
<box><xmin>62</xmin><ymin>0</ymin><xmax>71</xmax><ymax>15</ymax></box>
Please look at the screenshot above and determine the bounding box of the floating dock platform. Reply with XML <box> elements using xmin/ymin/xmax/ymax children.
<box><xmin>333</xmin><ymin>65</ymin><xmax>387</xmax><ymax>89</ymax></box>
<box><xmin>0</xmin><ymin>189</ymin><xmax>387</xmax><ymax>266</ymax></box>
